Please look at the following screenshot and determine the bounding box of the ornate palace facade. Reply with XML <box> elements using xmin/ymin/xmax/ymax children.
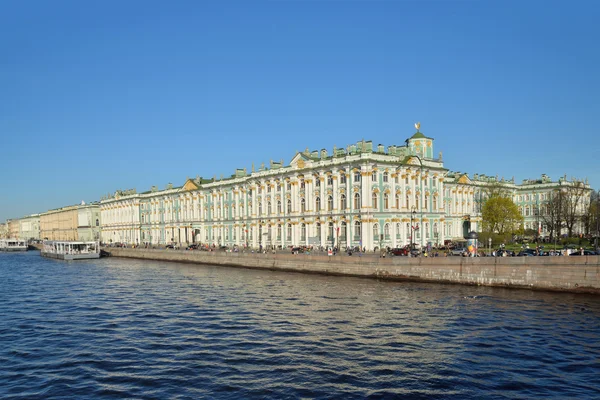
<box><xmin>100</xmin><ymin>127</ymin><xmax>591</xmax><ymax>249</ymax></box>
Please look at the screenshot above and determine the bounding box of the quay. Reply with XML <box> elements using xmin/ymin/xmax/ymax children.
<box><xmin>103</xmin><ymin>247</ymin><xmax>600</xmax><ymax>294</ymax></box>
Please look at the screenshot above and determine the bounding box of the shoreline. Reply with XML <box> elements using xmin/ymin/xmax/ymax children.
<box><xmin>102</xmin><ymin>247</ymin><xmax>600</xmax><ymax>295</ymax></box>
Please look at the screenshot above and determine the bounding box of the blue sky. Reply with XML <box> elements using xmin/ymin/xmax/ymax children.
<box><xmin>1</xmin><ymin>0</ymin><xmax>598</xmax><ymax>222</ymax></box>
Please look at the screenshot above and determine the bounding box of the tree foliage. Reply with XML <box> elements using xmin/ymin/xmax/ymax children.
<box><xmin>482</xmin><ymin>196</ymin><xmax>523</xmax><ymax>235</ymax></box>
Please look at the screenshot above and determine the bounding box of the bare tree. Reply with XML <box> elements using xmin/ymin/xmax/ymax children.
<box><xmin>482</xmin><ymin>182</ymin><xmax>512</xmax><ymax>200</ymax></box>
<box><xmin>562</xmin><ymin>181</ymin><xmax>589</xmax><ymax>237</ymax></box>
<box><xmin>542</xmin><ymin>189</ymin><xmax>565</xmax><ymax>241</ymax></box>
<box><xmin>582</xmin><ymin>190</ymin><xmax>600</xmax><ymax>237</ymax></box>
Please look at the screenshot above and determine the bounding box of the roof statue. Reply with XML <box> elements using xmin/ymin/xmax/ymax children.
<box><xmin>414</xmin><ymin>122</ymin><xmax>421</xmax><ymax>132</ymax></box>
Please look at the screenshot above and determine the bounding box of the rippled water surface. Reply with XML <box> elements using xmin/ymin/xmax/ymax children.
<box><xmin>1</xmin><ymin>251</ymin><xmax>599</xmax><ymax>399</ymax></box>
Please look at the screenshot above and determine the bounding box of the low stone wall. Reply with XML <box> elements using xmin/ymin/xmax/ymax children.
<box><xmin>103</xmin><ymin>248</ymin><xmax>600</xmax><ymax>294</ymax></box>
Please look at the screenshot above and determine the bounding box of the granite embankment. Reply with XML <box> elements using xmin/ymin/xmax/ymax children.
<box><xmin>102</xmin><ymin>247</ymin><xmax>600</xmax><ymax>294</ymax></box>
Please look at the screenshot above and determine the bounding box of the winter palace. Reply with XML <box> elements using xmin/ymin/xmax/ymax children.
<box><xmin>98</xmin><ymin>125</ymin><xmax>591</xmax><ymax>250</ymax></box>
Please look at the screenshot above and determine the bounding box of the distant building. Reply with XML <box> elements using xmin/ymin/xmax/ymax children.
<box><xmin>99</xmin><ymin>126</ymin><xmax>592</xmax><ymax>250</ymax></box>
<box><xmin>7</xmin><ymin>219</ymin><xmax>20</xmax><ymax>239</ymax></box>
<box><xmin>19</xmin><ymin>214</ymin><xmax>40</xmax><ymax>242</ymax></box>
<box><xmin>0</xmin><ymin>222</ymin><xmax>7</xmax><ymax>239</ymax></box>
<box><xmin>40</xmin><ymin>202</ymin><xmax>101</xmax><ymax>241</ymax></box>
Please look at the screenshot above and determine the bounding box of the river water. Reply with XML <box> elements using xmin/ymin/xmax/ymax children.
<box><xmin>1</xmin><ymin>251</ymin><xmax>599</xmax><ymax>399</ymax></box>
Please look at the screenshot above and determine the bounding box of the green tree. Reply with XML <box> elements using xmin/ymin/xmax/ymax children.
<box><xmin>482</xmin><ymin>196</ymin><xmax>524</xmax><ymax>236</ymax></box>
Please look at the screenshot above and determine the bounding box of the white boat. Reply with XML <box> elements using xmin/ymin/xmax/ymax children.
<box><xmin>41</xmin><ymin>240</ymin><xmax>100</xmax><ymax>260</ymax></box>
<box><xmin>0</xmin><ymin>238</ymin><xmax>28</xmax><ymax>252</ymax></box>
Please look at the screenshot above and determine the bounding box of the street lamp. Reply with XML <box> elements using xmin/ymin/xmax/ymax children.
<box><xmin>410</xmin><ymin>206</ymin><xmax>417</xmax><ymax>254</ymax></box>
<box><xmin>405</xmin><ymin>138</ymin><xmax>424</xmax><ymax>252</ymax></box>
<box><xmin>488</xmin><ymin>237</ymin><xmax>492</xmax><ymax>256</ymax></box>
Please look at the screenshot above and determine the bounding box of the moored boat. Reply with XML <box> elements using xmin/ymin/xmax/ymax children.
<box><xmin>0</xmin><ymin>239</ymin><xmax>28</xmax><ymax>252</ymax></box>
<box><xmin>41</xmin><ymin>240</ymin><xmax>100</xmax><ymax>260</ymax></box>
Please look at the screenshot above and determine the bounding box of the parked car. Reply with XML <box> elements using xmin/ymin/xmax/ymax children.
<box><xmin>166</xmin><ymin>244</ymin><xmax>175</xmax><ymax>249</ymax></box>
<box><xmin>517</xmin><ymin>248</ymin><xmax>538</xmax><ymax>256</ymax></box>
<box><xmin>389</xmin><ymin>247</ymin><xmax>409</xmax><ymax>256</ymax></box>
<box><xmin>186</xmin><ymin>244</ymin><xmax>199</xmax><ymax>250</ymax></box>
<box><xmin>451</xmin><ymin>247</ymin><xmax>467</xmax><ymax>256</ymax></box>
<box><xmin>569</xmin><ymin>250</ymin><xmax>597</xmax><ymax>256</ymax></box>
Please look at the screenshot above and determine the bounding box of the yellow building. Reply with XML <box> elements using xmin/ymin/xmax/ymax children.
<box><xmin>40</xmin><ymin>202</ymin><xmax>101</xmax><ymax>241</ymax></box>
<box><xmin>7</xmin><ymin>219</ymin><xmax>20</xmax><ymax>239</ymax></box>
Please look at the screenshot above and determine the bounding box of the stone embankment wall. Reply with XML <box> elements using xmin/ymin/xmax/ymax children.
<box><xmin>104</xmin><ymin>248</ymin><xmax>600</xmax><ymax>294</ymax></box>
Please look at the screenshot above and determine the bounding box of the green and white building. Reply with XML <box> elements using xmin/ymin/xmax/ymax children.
<box><xmin>100</xmin><ymin>126</ymin><xmax>591</xmax><ymax>249</ymax></box>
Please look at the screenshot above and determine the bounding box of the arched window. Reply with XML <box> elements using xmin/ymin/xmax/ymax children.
<box><xmin>433</xmin><ymin>197</ymin><xmax>437</xmax><ymax>210</ymax></box>
<box><xmin>383</xmin><ymin>172</ymin><xmax>389</xmax><ymax>183</ymax></box>
<box><xmin>277</xmin><ymin>224</ymin><xmax>282</xmax><ymax>239</ymax></box>
<box><xmin>340</xmin><ymin>174</ymin><xmax>346</xmax><ymax>184</ymax></box>
<box><xmin>395</xmin><ymin>193</ymin><xmax>400</xmax><ymax>209</ymax></box>
<box><xmin>340</xmin><ymin>194</ymin><xmax>347</xmax><ymax>210</ymax></box>
<box><xmin>384</xmin><ymin>193</ymin><xmax>389</xmax><ymax>209</ymax></box>
<box><xmin>316</xmin><ymin>223</ymin><xmax>321</xmax><ymax>238</ymax></box>
<box><xmin>354</xmin><ymin>221</ymin><xmax>361</xmax><ymax>239</ymax></box>
<box><xmin>341</xmin><ymin>221</ymin><xmax>347</xmax><ymax>239</ymax></box>
<box><xmin>425</xmin><ymin>195</ymin><xmax>429</xmax><ymax>211</ymax></box>
<box><xmin>258</xmin><ymin>202</ymin><xmax>262</xmax><ymax>216</ymax></box>
<box><xmin>373</xmin><ymin>223</ymin><xmax>379</xmax><ymax>240</ymax></box>
<box><xmin>301</xmin><ymin>198</ymin><xmax>306</xmax><ymax>213</ymax></box>
<box><xmin>406</xmin><ymin>223</ymin><xmax>411</xmax><ymax>240</ymax></box>
<box><xmin>301</xmin><ymin>223</ymin><xmax>306</xmax><ymax>240</ymax></box>
<box><xmin>96</xmin><ymin>219</ymin><xmax>99</xmax><ymax>227</ymax></box>
<box><xmin>415</xmin><ymin>195</ymin><xmax>419</xmax><ymax>210</ymax></box>
<box><xmin>384</xmin><ymin>223</ymin><xmax>390</xmax><ymax>237</ymax></box>
<box><xmin>327</xmin><ymin>196</ymin><xmax>333</xmax><ymax>211</ymax></box>
<box><xmin>328</xmin><ymin>222</ymin><xmax>334</xmax><ymax>241</ymax></box>
<box><xmin>277</xmin><ymin>200</ymin><xmax>282</xmax><ymax>214</ymax></box>
<box><xmin>315</xmin><ymin>197</ymin><xmax>321</xmax><ymax>211</ymax></box>
<box><xmin>354</xmin><ymin>193</ymin><xmax>361</xmax><ymax>209</ymax></box>
<box><xmin>372</xmin><ymin>171</ymin><xmax>377</xmax><ymax>182</ymax></box>
<box><xmin>406</xmin><ymin>194</ymin><xmax>409</xmax><ymax>208</ymax></box>
<box><xmin>372</xmin><ymin>192</ymin><xmax>378</xmax><ymax>210</ymax></box>
<box><xmin>396</xmin><ymin>223</ymin><xmax>401</xmax><ymax>238</ymax></box>
<box><xmin>327</xmin><ymin>176</ymin><xmax>333</xmax><ymax>186</ymax></box>
<box><xmin>426</xmin><ymin>222</ymin><xmax>430</xmax><ymax>238</ymax></box>
<box><xmin>267</xmin><ymin>201</ymin><xmax>272</xmax><ymax>215</ymax></box>
<box><xmin>287</xmin><ymin>224</ymin><xmax>292</xmax><ymax>240</ymax></box>
<box><xmin>287</xmin><ymin>199</ymin><xmax>292</xmax><ymax>213</ymax></box>
<box><xmin>354</xmin><ymin>171</ymin><xmax>361</xmax><ymax>182</ymax></box>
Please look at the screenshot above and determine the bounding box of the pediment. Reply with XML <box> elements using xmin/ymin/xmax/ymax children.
<box><xmin>289</xmin><ymin>152</ymin><xmax>311</xmax><ymax>169</ymax></box>
<box><xmin>457</xmin><ymin>174</ymin><xmax>471</xmax><ymax>184</ymax></box>
<box><xmin>182</xmin><ymin>179</ymin><xmax>200</xmax><ymax>191</ymax></box>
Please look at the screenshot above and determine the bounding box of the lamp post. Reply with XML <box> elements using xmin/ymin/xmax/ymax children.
<box><xmin>410</xmin><ymin>206</ymin><xmax>417</xmax><ymax>254</ymax></box>
<box><xmin>405</xmin><ymin>138</ymin><xmax>424</xmax><ymax>253</ymax></box>
<box><xmin>489</xmin><ymin>237</ymin><xmax>492</xmax><ymax>256</ymax></box>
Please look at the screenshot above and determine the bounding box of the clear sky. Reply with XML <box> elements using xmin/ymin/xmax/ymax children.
<box><xmin>1</xmin><ymin>0</ymin><xmax>598</xmax><ymax>222</ymax></box>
